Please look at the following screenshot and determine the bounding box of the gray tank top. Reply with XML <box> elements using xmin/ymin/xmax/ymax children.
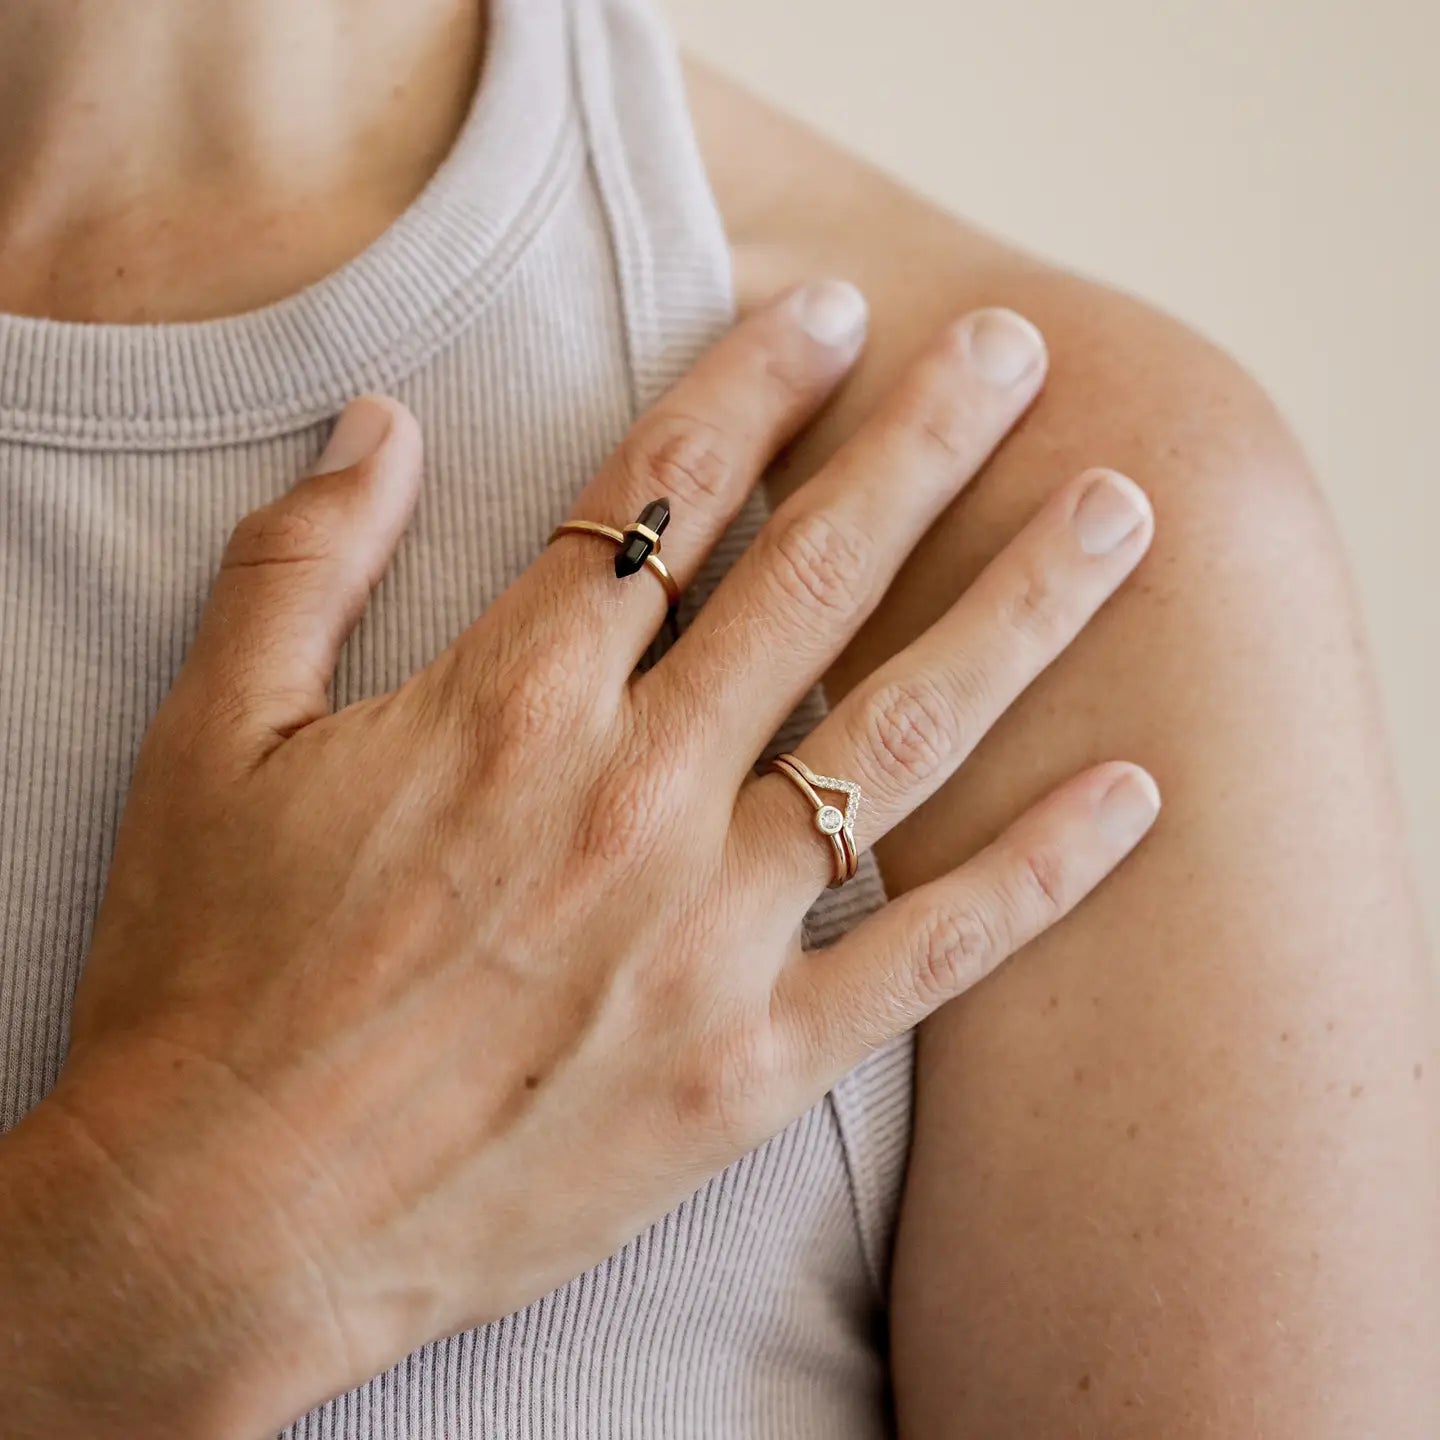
<box><xmin>0</xmin><ymin>0</ymin><xmax>914</xmax><ymax>1433</ymax></box>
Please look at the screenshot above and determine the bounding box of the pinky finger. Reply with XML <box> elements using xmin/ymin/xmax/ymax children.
<box><xmin>776</xmin><ymin>761</ymin><xmax>1161</xmax><ymax>1084</ymax></box>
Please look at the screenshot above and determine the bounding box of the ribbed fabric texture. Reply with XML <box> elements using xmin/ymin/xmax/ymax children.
<box><xmin>0</xmin><ymin>1</ymin><xmax>914</xmax><ymax>1434</ymax></box>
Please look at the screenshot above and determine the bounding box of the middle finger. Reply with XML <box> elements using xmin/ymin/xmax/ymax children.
<box><xmin>641</xmin><ymin>308</ymin><xmax>1047</xmax><ymax>768</ymax></box>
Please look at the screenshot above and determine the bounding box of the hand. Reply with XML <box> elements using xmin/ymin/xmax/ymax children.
<box><xmin>3</xmin><ymin>283</ymin><xmax>1158</xmax><ymax>1436</ymax></box>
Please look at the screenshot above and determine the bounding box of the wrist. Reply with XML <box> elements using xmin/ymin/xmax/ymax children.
<box><xmin>0</xmin><ymin>1077</ymin><xmax>316</xmax><ymax>1439</ymax></box>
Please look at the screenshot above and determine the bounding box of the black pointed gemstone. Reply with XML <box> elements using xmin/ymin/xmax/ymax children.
<box><xmin>614</xmin><ymin>535</ymin><xmax>649</xmax><ymax>577</ymax></box>
<box><xmin>614</xmin><ymin>497</ymin><xmax>671</xmax><ymax>578</ymax></box>
<box><xmin>637</xmin><ymin>498</ymin><xmax>671</xmax><ymax>537</ymax></box>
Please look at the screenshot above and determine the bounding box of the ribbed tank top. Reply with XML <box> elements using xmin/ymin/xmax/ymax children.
<box><xmin>0</xmin><ymin>1</ymin><xmax>915</xmax><ymax>1433</ymax></box>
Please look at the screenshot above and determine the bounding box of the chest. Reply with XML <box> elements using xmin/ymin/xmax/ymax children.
<box><xmin>0</xmin><ymin>393</ymin><xmax>892</xmax><ymax>1438</ymax></box>
<box><xmin>0</xmin><ymin>296</ymin><xmax>631</xmax><ymax>1096</ymax></box>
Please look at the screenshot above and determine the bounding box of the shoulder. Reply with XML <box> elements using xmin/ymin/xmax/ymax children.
<box><xmin>685</xmin><ymin>60</ymin><xmax>1318</xmax><ymax>554</ymax></box>
<box><xmin>686</xmin><ymin>64</ymin><xmax>1438</xmax><ymax>1436</ymax></box>
<box><xmin>683</xmin><ymin>62</ymin><xmax>1349</xmax><ymax>870</ymax></box>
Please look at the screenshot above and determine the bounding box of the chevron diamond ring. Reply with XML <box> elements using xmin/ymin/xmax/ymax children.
<box><xmin>765</xmin><ymin>753</ymin><xmax>861</xmax><ymax>888</ymax></box>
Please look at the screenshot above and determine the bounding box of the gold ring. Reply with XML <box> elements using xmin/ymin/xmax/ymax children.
<box><xmin>548</xmin><ymin>520</ymin><xmax>681</xmax><ymax>606</ymax></box>
<box><xmin>765</xmin><ymin>753</ymin><xmax>862</xmax><ymax>888</ymax></box>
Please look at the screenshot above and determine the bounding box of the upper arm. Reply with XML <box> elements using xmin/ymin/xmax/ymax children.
<box><xmin>689</xmin><ymin>63</ymin><xmax>1440</xmax><ymax>1436</ymax></box>
<box><xmin>879</xmin><ymin>303</ymin><xmax>1439</xmax><ymax>1437</ymax></box>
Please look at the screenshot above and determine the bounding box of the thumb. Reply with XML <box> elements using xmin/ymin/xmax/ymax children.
<box><xmin>172</xmin><ymin>395</ymin><xmax>423</xmax><ymax>759</ymax></box>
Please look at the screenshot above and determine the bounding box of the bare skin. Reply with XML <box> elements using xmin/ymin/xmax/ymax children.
<box><xmin>0</xmin><ymin>0</ymin><xmax>484</xmax><ymax>322</ymax></box>
<box><xmin>687</xmin><ymin>63</ymin><xmax>1440</xmax><ymax>1440</ymax></box>
<box><xmin>0</xmin><ymin>2</ymin><xmax>1435</xmax><ymax>1436</ymax></box>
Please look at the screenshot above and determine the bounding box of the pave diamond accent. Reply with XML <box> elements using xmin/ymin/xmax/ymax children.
<box><xmin>807</xmin><ymin>773</ymin><xmax>860</xmax><ymax>836</ymax></box>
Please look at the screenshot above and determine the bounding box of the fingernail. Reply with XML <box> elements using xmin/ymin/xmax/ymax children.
<box><xmin>791</xmin><ymin>280</ymin><xmax>869</xmax><ymax>349</ymax></box>
<box><xmin>964</xmin><ymin>308</ymin><xmax>1046</xmax><ymax>387</ymax></box>
<box><xmin>1072</xmin><ymin>470</ymin><xmax>1152</xmax><ymax>556</ymax></box>
<box><xmin>1099</xmin><ymin>768</ymin><xmax>1161</xmax><ymax>845</ymax></box>
<box><xmin>314</xmin><ymin>396</ymin><xmax>393</xmax><ymax>474</ymax></box>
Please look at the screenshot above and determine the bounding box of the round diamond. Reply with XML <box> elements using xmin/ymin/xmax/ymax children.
<box><xmin>815</xmin><ymin>805</ymin><xmax>845</xmax><ymax>836</ymax></box>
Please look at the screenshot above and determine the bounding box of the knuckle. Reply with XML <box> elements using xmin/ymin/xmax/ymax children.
<box><xmin>489</xmin><ymin>643</ymin><xmax>583</xmax><ymax>755</ymax></box>
<box><xmin>133</xmin><ymin>703</ymin><xmax>210</xmax><ymax>790</ymax></box>
<box><xmin>756</xmin><ymin>344</ymin><xmax>815</xmax><ymax>406</ymax></box>
<box><xmin>670</xmin><ymin>1022</ymin><xmax>779</xmax><ymax>1142</ymax></box>
<box><xmin>575</xmin><ymin>758</ymin><xmax>675</xmax><ymax>865</ymax></box>
<box><xmin>765</xmin><ymin>508</ymin><xmax>869</xmax><ymax>614</ymax></box>
<box><xmin>223</xmin><ymin>502</ymin><xmax>333</xmax><ymax>573</ymax></box>
<box><xmin>915</xmin><ymin>413</ymin><xmax>971</xmax><ymax>466</ymax></box>
<box><xmin>1011</xmin><ymin>842</ymin><xmax>1071</xmax><ymax>919</ymax></box>
<box><xmin>620</xmin><ymin>413</ymin><xmax>733</xmax><ymax>509</ymax></box>
<box><xmin>894</xmin><ymin>379</ymin><xmax>977</xmax><ymax>468</ymax></box>
<box><xmin>911</xmin><ymin>903</ymin><xmax>1002</xmax><ymax>1004</ymax></box>
<box><xmin>860</xmin><ymin>675</ymin><xmax>962</xmax><ymax>788</ymax></box>
<box><xmin>1002</xmin><ymin>558</ymin><xmax>1066</xmax><ymax>643</ymax></box>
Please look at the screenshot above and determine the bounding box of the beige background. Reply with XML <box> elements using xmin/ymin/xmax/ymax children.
<box><xmin>665</xmin><ymin>0</ymin><xmax>1440</xmax><ymax>940</ymax></box>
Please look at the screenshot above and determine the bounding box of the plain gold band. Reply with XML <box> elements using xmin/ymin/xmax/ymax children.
<box><xmin>766</xmin><ymin>755</ymin><xmax>859</xmax><ymax>888</ymax></box>
<box><xmin>547</xmin><ymin>520</ymin><xmax>681</xmax><ymax>606</ymax></box>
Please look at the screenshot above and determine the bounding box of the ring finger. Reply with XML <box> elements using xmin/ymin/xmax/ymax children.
<box><xmin>732</xmin><ymin>467</ymin><xmax>1155</xmax><ymax>899</ymax></box>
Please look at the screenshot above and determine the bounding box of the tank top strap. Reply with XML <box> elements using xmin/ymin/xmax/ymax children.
<box><xmin>571</xmin><ymin>0</ymin><xmax>736</xmax><ymax>411</ymax></box>
<box><xmin>573</xmin><ymin>0</ymin><xmax>916</xmax><ymax>1304</ymax></box>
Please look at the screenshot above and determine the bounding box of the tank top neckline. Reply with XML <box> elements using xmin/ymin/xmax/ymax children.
<box><xmin>0</xmin><ymin>0</ymin><xmax>576</xmax><ymax>452</ymax></box>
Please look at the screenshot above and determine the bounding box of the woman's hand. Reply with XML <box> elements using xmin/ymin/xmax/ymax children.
<box><xmin>1</xmin><ymin>283</ymin><xmax>1157</xmax><ymax>1437</ymax></box>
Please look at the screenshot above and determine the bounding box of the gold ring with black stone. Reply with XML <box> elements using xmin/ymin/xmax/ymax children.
<box><xmin>548</xmin><ymin>497</ymin><xmax>679</xmax><ymax>606</ymax></box>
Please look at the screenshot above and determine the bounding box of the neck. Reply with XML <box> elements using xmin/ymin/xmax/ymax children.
<box><xmin>0</xmin><ymin>0</ymin><xmax>486</xmax><ymax>322</ymax></box>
